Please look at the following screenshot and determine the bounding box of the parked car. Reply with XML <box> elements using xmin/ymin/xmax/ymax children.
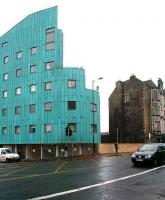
<box><xmin>131</xmin><ymin>143</ymin><xmax>165</xmax><ymax>166</ymax></box>
<box><xmin>0</xmin><ymin>148</ymin><xmax>20</xmax><ymax>163</ymax></box>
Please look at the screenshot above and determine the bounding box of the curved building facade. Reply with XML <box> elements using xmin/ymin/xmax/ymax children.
<box><xmin>0</xmin><ymin>7</ymin><xmax>100</xmax><ymax>158</ymax></box>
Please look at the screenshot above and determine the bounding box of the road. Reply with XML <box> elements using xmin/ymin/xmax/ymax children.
<box><xmin>0</xmin><ymin>155</ymin><xmax>164</xmax><ymax>200</ymax></box>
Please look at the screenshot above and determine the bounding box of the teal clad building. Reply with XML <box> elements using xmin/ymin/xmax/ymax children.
<box><xmin>0</xmin><ymin>7</ymin><xmax>100</xmax><ymax>159</ymax></box>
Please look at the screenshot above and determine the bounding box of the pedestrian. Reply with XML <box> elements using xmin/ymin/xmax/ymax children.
<box><xmin>64</xmin><ymin>149</ymin><xmax>68</xmax><ymax>159</ymax></box>
<box><xmin>114</xmin><ymin>143</ymin><xmax>118</xmax><ymax>155</ymax></box>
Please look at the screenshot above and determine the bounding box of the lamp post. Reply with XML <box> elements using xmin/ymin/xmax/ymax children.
<box><xmin>92</xmin><ymin>77</ymin><xmax>103</xmax><ymax>155</ymax></box>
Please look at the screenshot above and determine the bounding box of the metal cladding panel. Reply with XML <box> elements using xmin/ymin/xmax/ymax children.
<box><xmin>0</xmin><ymin>7</ymin><xmax>100</xmax><ymax>145</ymax></box>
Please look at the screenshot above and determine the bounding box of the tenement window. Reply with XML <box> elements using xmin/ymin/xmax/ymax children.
<box><xmin>17</xmin><ymin>51</ymin><xmax>22</xmax><ymax>59</ymax></box>
<box><xmin>68</xmin><ymin>101</ymin><xmax>76</xmax><ymax>109</ymax></box>
<box><xmin>29</xmin><ymin>124</ymin><xmax>36</xmax><ymax>133</ymax></box>
<box><xmin>31</xmin><ymin>47</ymin><xmax>37</xmax><ymax>55</ymax></box>
<box><xmin>44</xmin><ymin>102</ymin><xmax>52</xmax><ymax>111</ymax></box>
<box><xmin>45</xmin><ymin>61</ymin><xmax>55</xmax><ymax>70</ymax></box>
<box><xmin>67</xmin><ymin>80</ymin><xmax>76</xmax><ymax>88</ymax></box>
<box><xmin>45</xmin><ymin>124</ymin><xmax>52</xmax><ymax>133</ymax></box>
<box><xmin>46</xmin><ymin>28</ymin><xmax>55</xmax><ymax>50</ymax></box>
<box><xmin>15</xmin><ymin>126</ymin><xmax>20</xmax><ymax>134</ymax></box>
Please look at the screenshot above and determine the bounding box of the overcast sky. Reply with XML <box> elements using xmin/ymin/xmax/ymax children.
<box><xmin>1</xmin><ymin>0</ymin><xmax>165</xmax><ymax>132</ymax></box>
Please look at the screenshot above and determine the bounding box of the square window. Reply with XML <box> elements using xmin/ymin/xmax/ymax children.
<box><xmin>16</xmin><ymin>69</ymin><xmax>22</xmax><ymax>77</ymax></box>
<box><xmin>15</xmin><ymin>126</ymin><xmax>20</xmax><ymax>134</ymax></box>
<box><xmin>45</xmin><ymin>61</ymin><xmax>54</xmax><ymax>70</ymax></box>
<box><xmin>29</xmin><ymin>104</ymin><xmax>36</xmax><ymax>113</ymax></box>
<box><xmin>4</xmin><ymin>56</ymin><xmax>8</xmax><ymax>64</ymax></box>
<box><xmin>31</xmin><ymin>47</ymin><xmax>37</xmax><ymax>55</ymax></box>
<box><xmin>68</xmin><ymin>101</ymin><xmax>76</xmax><ymax>109</ymax></box>
<box><xmin>3</xmin><ymin>73</ymin><xmax>8</xmax><ymax>80</ymax></box>
<box><xmin>30</xmin><ymin>65</ymin><xmax>36</xmax><ymax>74</ymax></box>
<box><xmin>44</xmin><ymin>102</ymin><xmax>52</xmax><ymax>111</ymax></box>
<box><xmin>91</xmin><ymin>103</ymin><xmax>97</xmax><ymax>112</ymax></box>
<box><xmin>68</xmin><ymin>80</ymin><xmax>76</xmax><ymax>88</ymax></box>
<box><xmin>45</xmin><ymin>81</ymin><xmax>52</xmax><ymax>90</ymax></box>
<box><xmin>2</xmin><ymin>127</ymin><xmax>7</xmax><ymax>134</ymax></box>
<box><xmin>45</xmin><ymin>124</ymin><xmax>52</xmax><ymax>133</ymax></box>
<box><xmin>68</xmin><ymin>123</ymin><xmax>76</xmax><ymax>132</ymax></box>
<box><xmin>15</xmin><ymin>106</ymin><xmax>21</xmax><ymax>115</ymax></box>
<box><xmin>17</xmin><ymin>51</ymin><xmax>22</xmax><ymax>59</ymax></box>
<box><xmin>3</xmin><ymin>90</ymin><xmax>8</xmax><ymax>98</ymax></box>
<box><xmin>30</xmin><ymin>84</ymin><xmax>36</xmax><ymax>93</ymax></box>
<box><xmin>2</xmin><ymin>108</ymin><xmax>7</xmax><ymax>116</ymax></box>
<box><xmin>16</xmin><ymin>87</ymin><xmax>21</xmax><ymax>95</ymax></box>
<box><xmin>91</xmin><ymin>124</ymin><xmax>97</xmax><ymax>133</ymax></box>
<box><xmin>29</xmin><ymin>124</ymin><xmax>36</xmax><ymax>133</ymax></box>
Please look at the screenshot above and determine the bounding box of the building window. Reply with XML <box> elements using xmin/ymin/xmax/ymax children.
<box><xmin>2</xmin><ymin>127</ymin><xmax>7</xmax><ymax>134</ymax></box>
<box><xmin>4</xmin><ymin>56</ymin><xmax>8</xmax><ymax>64</ymax></box>
<box><xmin>2</xmin><ymin>42</ymin><xmax>8</xmax><ymax>47</ymax></box>
<box><xmin>15</xmin><ymin>126</ymin><xmax>20</xmax><ymax>134</ymax></box>
<box><xmin>91</xmin><ymin>124</ymin><xmax>97</xmax><ymax>133</ymax></box>
<box><xmin>16</xmin><ymin>69</ymin><xmax>22</xmax><ymax>77</ymax></box>
<box><xmin>124</xmin><ymin>94</ymin><xmax>129</xmax><ymax>103</ymax></box>
<box><xmin>29</xmin><ymin>104</ymin><xmax>36</xmax><ymax>113</ymax></box>
<box><xmin>2</xmin><ymin>108</ymin><xmax>7</xmax><ymax>116</ymax></box>
<box><xmin>45</xmin><ymin>61</ymin><xmax>55</xmax><ymax>70</ymax></box>
<box><xmin>46</xmin><ymin>28</ymin><xmax>55</xmax><ymax>50</ymax></box>
<box><xmin>3</xmin><ymin>73</ymin><xmax>8</xmax><ymax>80</ymax></box>
<box><xmin>31</xmin><ymin>47</ymin><xmax>37</xmax><ymax>55</ymax></box>
<box><xmin>68</xmin><ymin>101</ymin><xmax>76</xmax><ymax>109</ymax></box>
<box><xmin>44</xmin><ymin>102</ymin><xmax>52</xmax><ymax>111</ymax></box>
<box><xmin>91</xmin><ymin>103</ymin><xmax>97</xmax><ymax>112</ymax></box>
<box><xmin>16</xmin><ymin>87</ymin><xmax>21</xmax><ymax>95</ymax></box>
<box><xmin>29</xmin><ymin>124</ymin><xmax>36</xmax><ymax>133</ymax></box>
<box><xmin>17</xmin><ymin>51</ymin><xmax>22</xmax><ymax>59</ymax></box>
<box><xmin>15</xmin><ymin>106</ymin><xmax>21</xmax><ymax>115</ymax></box>
<box><xmin>30</xmin><ymin>65</ymin><xmax>36</xmax><ymax>74</ymax></box>
<box><xmin>68</xmin><ymin>80</ymin><xmax>76</xmax><ymax>88</ymax></box>
<box><xmin>68</xmin><ymin>123</ymin><xmax>76</xmax><ymax>132</ymax></box>
<box><xmin>30</xmin><ymin>84</ymin><xmax>36</xmax><ymax>93</ymax></box>
<box><xmin>3</xmin><ymin>90</ymin><xmax>8</xmax><ymax>98</ymax></box>
<box><xmin>45</xmin><ymin>124</ymin><xmax>52</xmax><ymax>133</ymax></box>
<box><xmin>45</xmin><ymin>81</ymin><xmax>52</xmax><ymax>90</ymax></box>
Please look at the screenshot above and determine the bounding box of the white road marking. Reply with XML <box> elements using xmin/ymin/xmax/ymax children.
<box><xmin>29</xmin><ymin>165</ymin><xmax>165</xmax><ymax>200</ymax></box>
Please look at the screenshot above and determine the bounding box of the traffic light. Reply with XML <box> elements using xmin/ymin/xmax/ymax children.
<box><xmin>65</xmin><ymin>126</ymin><xmax>69</xmax><ymax>136</ymax></box>
<box><xmin>68</xmin><ymin>128</ymin><xmax>72</xmax><ymax>136</ymax></box>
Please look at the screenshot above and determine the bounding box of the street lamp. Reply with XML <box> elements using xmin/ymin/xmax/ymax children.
<box><xmin>92</xmin><ymin>77</ymin><xmax>103</xmax><ymax>155</ymax></box>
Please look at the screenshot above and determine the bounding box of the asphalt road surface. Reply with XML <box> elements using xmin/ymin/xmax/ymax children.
<box><xmin>0</xmin><ymin>155</ymin><xmax>164</xmax><ymax>200</ymax></box>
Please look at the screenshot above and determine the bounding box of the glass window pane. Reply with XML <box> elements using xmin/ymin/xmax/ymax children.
<box><xmin>46</xmin><ymin>42</ymin><xmax>54</xmax><ymax>50</ymax></box>
<box><xmin>16</xmin><ymin>87</ymin><xmax>21</xmax><ymax>95</ymax></box>
<box><xmin>30</xmin><ymin>84</ymin><xmax>36</xmax><ymax>92</ymax></box>
<box><xmin>16</xmin><ymin>69</ymin><xmax>22</xmax><ymax>77</ymax></box>
<box><xmin>46</xmin><ymin>33</ymin><xmax>54</xmax><ymax>43</ymax></box>
<box><xmin>4</xmin><ymin>56</ymin><xmax>8</xmax><ymax>64</ymax></box>
<box><xmin>45</xmin><ymin>124</ymin><xmax>52</xmax><ymax>133</ymax></box>
<box><xmin>68</xmin><ymin>101</ymin><xmax>76</xmax><ymax>109</ymax></box>
<box><xmin>3</xmin><ymin>73</ymin><xmax>8</xmax><ymax>80</ymax></box>
<box><xmin>17</xmin><ymin>51</ymin><xmax>22</xmax><ymax>59</ymax></box>
<box><xmin>45</xmin><ymin>102</ymin><xmax>52</xmax><ymax>111</ymax></box>
<box><xmin>2</xmin><ymin>127</ymin><xmax>7</xmax><ymax>134</ymax></box>
<box><xmin>45</xmin><ymin>82</ymin><xmax>52</xmax><ymax>90</ymax></box>
<box><xmin>15</xmin><ymin>126</ymin><xmax>20</xmax><ymax>134</ymax></box>
<box><xmin>3</xmin><ymin>90</ymin><xmax>8</xmax><ymax>98</ymax></box>
<box><xmin>29</xmin><ymin>104</ymin><xmax>36</xmax><ymax>113</ymax></box>
<box><xmin>15</xmin><ymin>106</ymin><xmax>21</xmax><ymax>114</ymax></box>
<box><xmin>45</xmin><ymin>61</ymin><xmax>54</xmax><ymax>70</ymax></box>
<box><xmin>68</xmin><ymin>80</ymin><xmax>76</xmax><ymax>88</ymax></box>
<box><xmin>29</xmin><ymin>125</ymin><xmax>36</xmax><ymax>133</ymax></box>
<box><xmin>2</xmin><ymin>108</ymin><xmax>7</xmax><ymax>116</ymax></box>
<box><xmin>68</xmin><ymin>123</ymin><xmax>76</xmax><ymax>132</ymax></box>
<box><xmin>31</xmin><ymin>47</ymin><xmax>37</xmax><ymax>54</ymax></box>
<box><xmin>30</xmin><ymin>65</ymin><xmax>36</xmax><ymax>73</ymax></box>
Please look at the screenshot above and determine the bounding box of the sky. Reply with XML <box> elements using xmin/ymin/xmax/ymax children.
<box><xmin>1</xmin><ymin>0</ymin><xmax>165</xmax><ymax>132</ymax></box>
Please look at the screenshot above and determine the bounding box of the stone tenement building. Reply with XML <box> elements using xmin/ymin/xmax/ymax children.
<box><xmin>109</xmin><ymin>75</ymin><xmax>165</xmax><ymax>143</ymax></box>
